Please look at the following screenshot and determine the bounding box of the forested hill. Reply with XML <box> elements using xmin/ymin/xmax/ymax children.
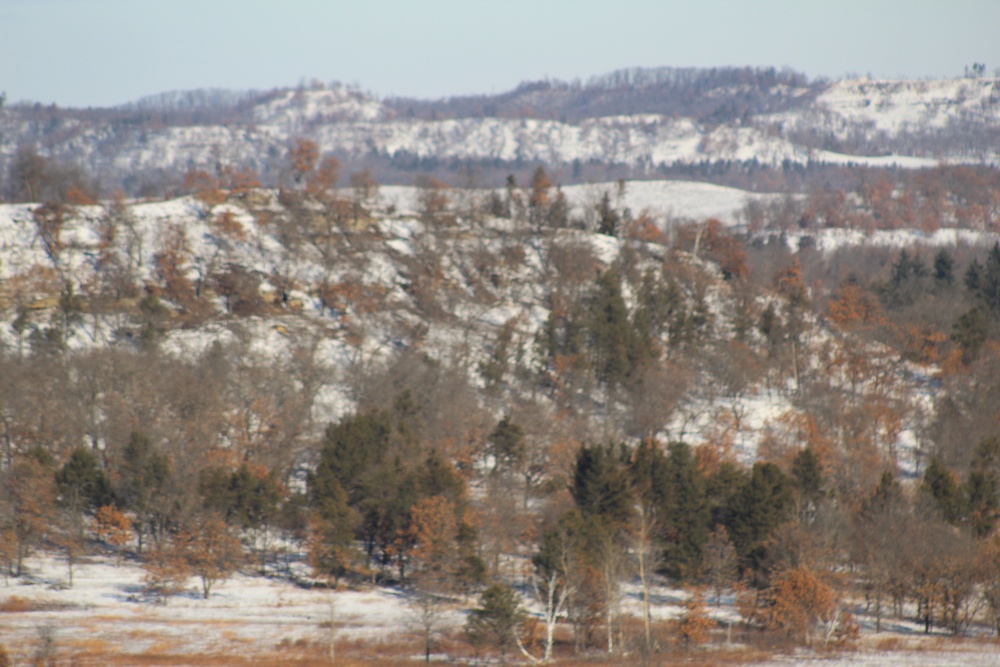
<box><xmin>5</xmin><ymin>150</ymin><xmax>1000</xmax><ymax>650</ymax></box>
<box><xmin>1</xmin><ymin>66</ymin><xmax>998</xmax><ymax>198</ymax></box>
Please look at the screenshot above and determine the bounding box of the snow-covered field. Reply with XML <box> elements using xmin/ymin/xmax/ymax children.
<box><xmin>1</xmin><ymin>552</ymin><xmax>997</xmax><ymax>665</ymax></box>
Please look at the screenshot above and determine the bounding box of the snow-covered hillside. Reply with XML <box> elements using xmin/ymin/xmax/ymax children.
<box><xmin>816</xmin><ymin>78</ymin><xmax>1000</xmax><ymax>135</ymax></box>
<box><xmin>1</xmin><ymin>75</ymin><xmax>996</xmax><ymax>194</ymax></box>
<box><xmin>0</xmin><ymin>179</ymin><xmax>947</xmax><ymax>470</ymax></box>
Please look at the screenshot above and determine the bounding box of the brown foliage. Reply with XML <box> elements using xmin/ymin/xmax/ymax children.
<box><xmin>827</xmin><ymin>282</ymin><xmax>884</xmax><ymax>330</ymax></box>
<box><xmin>289</xmin><ymin>138</ymin><xmax>320</xmax><ymax>184</ymax></box>
<box><xmin>143</xmin><ymin>534</ymin><xmax>192</xmax><ymax>600</ymax></box>
<box><xmin>307</xmin><ymin>156</ymin><xmax>341</xmax><ymax>196</ymax></box>
<box><xmin>624</xmin><ymin>209</ymin><xmax>666</xmax><ymax>244</ymax></box>
<box><xmin>221</xmin><ymin>167</ymin><xmax>261</xmax><ymax>196</ymax></box>
<box><xmin>95</xmin><ymin>505</ymin><xmax>132</xmax><ymax>561</ymax></box>
<box><xmin>65</xmin><ymin>185</ymin><xmax>97</xmax><ymax>206</ymax></box>
<box><xmin>188</xmin><ymin>517</ymin><xmax>242</xmax><ymax>599</ymax></box>
<box><xmin>4</xmin><ymin>456</ymin><xmax>56</xmax><ymax>576</ymax></box>
<box><xmin>763</xmin><ymin>566</ymin><xmax>837</xmax><ymax>646</ymax></box>
<box><xmin>210</xmin><ymin>210</ymin><xmax>246</xmax><ymax>241</ymax></box>
<box><xmin>681</xmin><ymin>219</ymin><xmax>748</xmax><ymax>280</ymax></box>
<box><xmin>409</xmin><ymin>495</ymin><xmax>460</xmax><ymax>587</ymax></box>
<box><xmin>676</xmin><ymin>588</ymin><xmax>713</xmax><ymax>648</ymax></box>
<box><xmin>184</xmin><ymin>170</ymin><xmax>226</xmax><ymax>207</ymax></box>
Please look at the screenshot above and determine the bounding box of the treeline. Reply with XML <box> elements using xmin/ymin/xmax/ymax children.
<box><xmin>387</xmin><ymin>66</ymin><xmax>815</xmax><ymax>123</ymax></box>
<box><xmin>744</xmin><ymin>164</ymin><xmax>1000</xmax><ymax>233</ymax></box>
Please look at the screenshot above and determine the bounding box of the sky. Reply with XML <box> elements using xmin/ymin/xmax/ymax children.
<box><xmin>1</xmin><ymin>0</ymin><xmax>999</xmax><ymax>108</ymax></box>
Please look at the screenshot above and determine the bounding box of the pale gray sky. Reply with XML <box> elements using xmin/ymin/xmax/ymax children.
<box><xmin>2</xmin><ymin>0</ymin><xmax>998</xmax><ymax>107</ymax></box>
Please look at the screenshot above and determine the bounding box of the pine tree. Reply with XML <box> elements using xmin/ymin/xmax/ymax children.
<box><xmin>933</xmin><ymin>248</ymin><xmax>955</xmax><ymax>287</ymax></box>
<box><xmin>596</xmin><ymin>191</ymin><xmax>620</xmax><ymax>236</ymax></box>
<box><xmin>726</xmin><ymin>462</ymin><xmax>793</xmax><ymax>572</ymax></box>
<box><xmin>922</xmin><ymin>458</ymin><xmax>965</xmax><ymax>524</ymax></box>
<box><xmin>309</xmin><ymin>477</ymin><xmax>361</xmax><ymax>586</ymax></box>
<box><xmin>466</xmin><ymin>584</ymin><xmax>527</xmax><ymax>665</ymax></box>
<box><xmin>55</xmin><ymin>448</ymin><xmax>113</xmax><ymax>516</ymax></box>
<box><xmin>587</xmin><ymin>270</ymin><xmax>641</xmax><ymax>387</ymax></box>
<box><xmin>791</xmin><ymin>447</ymin><xmax>824</xmax><ymax>523</ymax></box>
<box><xmin>117</xmin><ymin>431</ymin><xmax>170</xmax><ymax>545</ymax></box>
<box><xmin>571</xmin><ymin>443</ymin><xmax>634</xmax><ymax>527</ymax></box>
<box><xmin>979</xmin><ymin>242</ymin><xmax>1000</xmax><ymax>314</ymax></box>
<box><xmin>966</xmin><ymin>437</ymin><xmax>1000</xmax><ymax>538</ymax></box>
<box><xmin>314</xmin><ymin>410</ymin><xmax>392</xmax><ymax>504</ymax></box>
<box><xmin>487</xmin><ymin>415</ymin><xmax>526</xmax><ymax>474</ymax></box>
<box><xmin>660</xmin><ymin>442</ymin><xmax>709</xmax><ymax>580</ymax></box>
<box><xmin>951</xmin><ymin>306</ymin><xmax>990</xmax><ymax>361</ymax></box>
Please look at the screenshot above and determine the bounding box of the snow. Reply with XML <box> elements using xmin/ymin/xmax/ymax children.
<box><xmin>770</xmin><ymin>227</ymin><xmax>1000</xmax><ymax>255</ymax></box>
<box><xmin>11</xmin><ymin>77</ymin><xmax>994</xmax><ymax>180</ymax></box>
<box><xmin>561</xmin><ymin>179</ymin><xmax>781</xmax><ymax>225</ymax></box>
<box><xmin>0</xmin><ymin>553</ymin><xmax>434</xmax><ymax>660</ymax></box>
<box><xmin>2</xmin><ymin>552</ymin><xmax>996</xmax><ymax>665</ymax></box>
<box><xmin>816</xmin><ymin>78</ymin><xmax>1000</xmax><ymax>135</ymax></box>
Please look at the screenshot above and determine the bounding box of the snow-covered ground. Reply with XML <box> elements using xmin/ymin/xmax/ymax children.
<box><xmin>0</xmin><ymin>553</ymin><xmax>427</xmax><ymax>660</ymax></box>
<box><xmin>772</xmin><ymin>227</ymin><xmax>1000</xmax><ymax>255</ymax></box>
<box><xmin>1</xmin><ymin>552</ymin><xmax>996</xmax><ymax>665</ymax></box>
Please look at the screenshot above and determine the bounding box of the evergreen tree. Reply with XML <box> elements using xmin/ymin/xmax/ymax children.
<box><xmin>571</xmin><ymin>443</ymin><xmax>633</xmax><ymax>527</ymax></box>
<box><xmin>951</xmin><ymin>306</ymin><xmax>990</xmax><ymax>361</ymax></box>
<box><xmin>487</xmin><ymin>415</ymin><xmax>526</xmax><ymax>474</ymax></box>
<box><xmin>983</xmin><ymin>242</ymin><xmax>1000</xmax><ymax>313</ymax></box>
<box><xmin>630</xmin><ymin>438</ymin><xmax>669</xmax><ymax>510</ymax></box>
<box><xmin>309</xmin><ymin>477</ymin><xmax>360</xmax><ymax>585</ymax></box>
<box><xmin>705</xmin><ymin>462</ymin><xmax>747</xmax><ymax>528</ymax></box>
<box><xmin>466</xmin><ymin>584</ymin><xmax>527</xmax><ymax>665</ymax></box>
<box><xmin>117</xmin><ymin>431</ymin><xmax>170</xmax><ymax>550</ymax></box>
<box><xmin>860</xmin><ymin>470</ymin><xmax>904</xmax><ymax>519</ymax></box>
<box><xmin>56</xmin><ymin>448</ymin><xmax>113</xmax><ymax>515</ymax></box>
<box><xmin>314</xmin><ymin>410</ymin><xmax>393</xmax><ymax>504</ymax></box>
<box><xmin>725</xmin><ymin>462</ymin><xmax>793</xmax><ymax>572</ymax></box>
<box><xmin>356</xmin><ymin>458</ymin><xmax>417</xmax><ymax>573</ymax></box>
<box><xmin>632</xmin><ymin>269</ymin><xmax>678</xmax><ymax>357</ymax></box>
<box><xmin>587</xmin><ymin>270</ymin><xmax>641</xmax><ymax>387</ymax></box>
<box><xmin>659</xmin><ymin>442</ymin><xmax>709</xmax><ymax>580</ymax></box>
<box><xmin>791</xmin><ymin>447</ymin><xmax>824</xmax><ymax>523</ymax></box>
<box><xmin>883</xmin><ymin>249</ymin><xmax>928</xmax><ymax>309</ymax></box>
<box><xmin>200</xmin><ymin>463</ymin><xmax>281</xmax><ymax>531</ymax></box>
<box><xmin>595</xmin><ymin>191</ymin><xmax>620</xmax><ymax>236</ymax></box>
<box><xmin>965</xmin><ymin>437</ymin><xmax>1000</xmax><ymax>538</ymax></box>
<box><xmin>921</xmin><ymin>458</ymin><xmax>965</xmax><ymax>524</ymax></box>
<box><xmin>546</xmin><ymin>186</ymin><xmax>569</xmax><ymax>227</ymax></box>
<box><xmin>933</xmin><ymin>248</ymin><xmax>955</xmax><ymax>287</ymax></box>
<box><xmin>965</xmin><ymin>260</ymin><xmax>983</xmax><ymax>293</ymax></box>
<box><xmin>416</xmin><ymin>450</ymin><xmax>466</xmax><ymax>505</ymax></box>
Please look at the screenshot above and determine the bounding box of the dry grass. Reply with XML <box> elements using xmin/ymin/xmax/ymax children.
<box><xmin>0</xmin><ymin>595</ymin><xmax>35</xmax><ymax>612</ymax></box>
<box><xmin>31</xmin><ymin>636</ymin><xmax>1000</xmax><ymax>667</ymax></box>
<box><xmin>873</xmin><ymin>635</ymin><xmax>905</xmax><ymax>651</ymax></box>
<box><xmin>0</xmin><ymin>595</ymin><xmax>69</xmax><ymax>612</ymax></box>
<box><xmin>67</xmin><ymin>637</ymin><xmax>116</xmax><ymax>653</ymax></box>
